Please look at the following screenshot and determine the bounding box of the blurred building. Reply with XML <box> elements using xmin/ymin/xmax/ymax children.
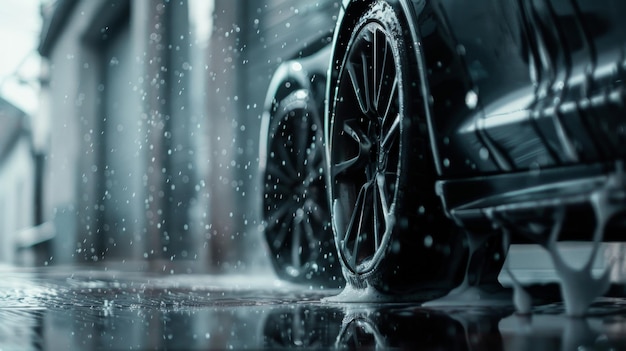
<box><xmin>0</xmin><ymin>97</ymin><xmax>44</xmax><ymax>264</ymax></box>
<box><xmin>36</xmin><ymin>0</ymin><xmax>338</xmax><ymax>273</ymax></box>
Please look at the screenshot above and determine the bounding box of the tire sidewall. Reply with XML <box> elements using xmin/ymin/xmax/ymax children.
<box><xmin>330</xmin><ymin>1</ymin><xmax>416</xmax><ymax>290</ymax></box>
<box><xmin>329</xmin><ymin>0</ymin><xmax>463</xmax><ymax>296</ymax></box>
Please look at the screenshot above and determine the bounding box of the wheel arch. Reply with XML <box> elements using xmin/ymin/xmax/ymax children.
<box><xmin>260</xmin><ymin>45</ymin><xmax>332</xmax><ymax>172</ymax></box>
<box><xmin>259</xmin><ymin>59</ymin><xmax>318</xmax><ymax>173</ymax></box>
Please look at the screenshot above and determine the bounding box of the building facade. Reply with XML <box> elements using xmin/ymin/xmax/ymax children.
<box><xmin>37</xmin><ymin>0</ymin><xmax>338</xmax><ymax>272</ymax></box>
<box><xmin>0</xmin><ymin>97</ymin><xmax>39</xmax><ymax>264</ymax></box>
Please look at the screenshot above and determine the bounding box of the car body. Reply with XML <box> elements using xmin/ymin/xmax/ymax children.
<box><xmin>261</xmin><ymin>0</ymin><xmax>626</xmax><ymax>298</ymax></box>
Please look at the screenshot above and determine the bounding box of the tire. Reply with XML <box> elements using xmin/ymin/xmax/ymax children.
<box><xmin>261</xmin><ymin>86</ymin><xmax>343</xmax><ymax>287</ymax></box>
<box><xmin>328</xmin><ymin>0</ymin><xmax>465</xmax><ymax>296</ymax></box>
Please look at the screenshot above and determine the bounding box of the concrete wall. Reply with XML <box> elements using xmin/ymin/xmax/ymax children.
<box><xmin>0</xmin><ymin>135</ymin><xmax>35</xmax><ymax>263</ymax></box>
<box><xmin>40</xmin><ymin>0</ymin><xmax>212</xmax><ymax>270</ymax></box>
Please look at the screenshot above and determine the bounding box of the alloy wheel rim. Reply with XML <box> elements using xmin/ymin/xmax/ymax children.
<box><xmin>331</xmin><ymin>22</ymin><xmax>402</xmax><ymax>274</ymax></box>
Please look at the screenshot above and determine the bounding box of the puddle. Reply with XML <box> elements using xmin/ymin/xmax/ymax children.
<box><xmin>0</xmin><ymin>269</ymin><xmax>625</xmax><ymax>350</ymax></box>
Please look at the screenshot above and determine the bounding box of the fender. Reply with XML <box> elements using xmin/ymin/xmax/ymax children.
<box><xmin>324</xmin><ymin>0</ymin><xmax>491</xmax><ymax>181</ymax></box>
<box><xmin>259</xmin><ymin>61</ymin><xmax>312</xmax><ymax>172</ymax></box>
<box><xmin>260</xmin><ymin>46</ymin><xmax>330</xmax><ymax>172</ymax></box>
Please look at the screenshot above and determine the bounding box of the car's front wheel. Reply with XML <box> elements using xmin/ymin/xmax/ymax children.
<box><xmin>328</xmin><ymin>0</ymin><xmax>465</xmax><ymax>297</ymax></box>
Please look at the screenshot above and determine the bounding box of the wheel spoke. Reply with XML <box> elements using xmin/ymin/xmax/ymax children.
<box><xmin>374</xmin><ymin>29</ymin><xmax>390</xmax><ymax>112</ymax></box>
<box><xmin>303</xmin><ymin>166</ymin><xmax>321</xmax><ymax>189</ymax></box>
<box><xmin>266</xmin><ymin>163</ymin><xmax>295</xmax><ymax>186</ymax></box>
<box><xmin>350</xmin><ymin>187</ymin><xmax>369</xmax><ymax>268</ymax></box>
<box><xmin>265</xmin><ymin>181</ymin><xmax>292</xmax><ymax>199</ymax></box>
<box><xmin>305</xmin><ymin>138</ymin><xmax>321</xmax><ymax>173</ymax></box>
<box><xmin>343</xmin><ymin>182</ymin><xmax>369</xmax><ymax>245</ymax></box>
<box><xmin>373</xmin><ymin>176</ymin><xmax>381</xmax><ymax>249</ymax></box>
<box><xmin>334</xmin><ymin>157</ymin><xmax>361</xmax><ymax>178</ymax></box>
<box><xmin>308</xmin><ymin>201</ymin><xmax>327</xmax><ymax>224</ymax></box>
<box><xmin>360</xmin><ymin>51</ymin><xmax>372</xmax><ymax>114</ymax></box>
<box><xmin>347</xmin><ymin>181</ymin><xmax>375</xmax><ymax>268</ymax></box>
<box><xmin>381</xmin><ymin>113</ymin><xmax>400</xmax><ymax>150</ymax></box>
<box><xmin>304</xmin><ymin>139</ymin><xmax>324</xmax><ymax>187</ymax></box>
<box><xmin>274</xmin><ymin>135</ymin><xmax>298</xmax><ymax>176</ymax></box>
<box><xmin>303</xmin><ymin>213</ymin><xmax>317</xmax><ymax>250</ymax></box>
<box><xmin>381</xmin><ymin>76</ymin><xmax>398</xmax><ymax>122</ymax></box>
<box><xmin>372</xmin><ymin>27</ymin><xmax>378</xmax><ymax>109</ymax></box>
<box><xmin>266</xmin><ymin>199</ymin><xmax>295</xmax><ymax>232</ymax></box>
<box><xmin>292</xmin><ymin>218</ymin><xmax>302</xmax><ymax>268</ymax></box>
<box><xmin>347</xmin><ymin>60</ymin><xmax>369</xmax><ymax>115</ymax></box>
<box><xmin>333</xmin><ymin>119</ymin><xmax>371</xmax><ymax>177</ymax></box>
<box><xmin>304</xmin><ymin>161</ymin><xmax>325</xmax><ymax>194</ymax></box>
<box><xmin>302</xmin><ymin>113</ymin><xmax>324</xmax><ymax>188</ymax></box>
<box><xmin>271</xmin><ymin>215</ymin><xmax>293</xmax><ymax>250</ymax></box>
<box><xmin>376</xmin><ymin>173</ymin><xmax>391</xmax><ymax>219</ymax></box>
<box><xmin>295</xmin><ymin>113</ymin><xmax>311</xmax><ymax>167</ymax></box>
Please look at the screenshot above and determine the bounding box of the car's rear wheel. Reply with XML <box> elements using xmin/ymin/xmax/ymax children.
<box><xmin>262</xmin><ymin>88</ymin><xmax>342</xmax><ymax>287</ymax></box>
<box><xmin>328</xmin><ymin>1</ymin><xmax>465</xmax><ymax>296</ymax></box>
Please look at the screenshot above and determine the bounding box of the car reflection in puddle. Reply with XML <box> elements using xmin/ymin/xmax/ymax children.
<box><xmin>1</xmin><ymin>270</ymin><xmax>626</xmax><ymax>350</ymax></box>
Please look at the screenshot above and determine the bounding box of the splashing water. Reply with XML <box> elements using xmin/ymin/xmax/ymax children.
<box><xmin>504</xmin><ymin>168</ymin><xmax>625</xmax><ymax>317</ymax></box>
<box><xmin>501</xmin><ymin>228</ymin><xmax>533</xmax><ymax>315</ymax></box>
<box><xmin>424</xmin><ymin>229</ymin><xmax>511</xmax><ymax>307</ymax></box>
<box><xmin>542</xmin><ymin>180</ymin><xmax>621</xmax><ymax>317</ymax></box>
<box><xmin>322</xmin><ymin>283</ymin><xmax>391</xmax><ymax>303</ymax></box>
<box><xmin>504</xmin><ymin>264</ymin><xmax>532</xmax><ymax>315</ymax></box>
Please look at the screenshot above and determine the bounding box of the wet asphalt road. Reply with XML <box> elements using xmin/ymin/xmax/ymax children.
<box><xmin>1</xmin><ymin>268</ymin><xmax>626</xmax><ymax>350</ymax></box>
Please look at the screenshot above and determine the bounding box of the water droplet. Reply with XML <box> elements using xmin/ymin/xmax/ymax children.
<box><xmin>456</xmin><ymin>44</ymin><xmax>466</xmax><ymax>56</ymax></box>
<box><xmin>423</xmin><ymin>235</ymin><xmax>433</xmax><ymax>248</ymax></box>
<box><xmin>465</xmin><ymin>90</ymin><xmax>478</xmax><ymax>110</ymax></box>
<box><xmin>479</xmin><ymin>147</ymin><xmax>489</xmax><ymax>160</ymax></box>
<box><xmin>391</xmin><ymin>240</ymin><xmax>401</xmax><ymax>253</ymax></box>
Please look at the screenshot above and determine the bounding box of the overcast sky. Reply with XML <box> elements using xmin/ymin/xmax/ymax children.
<box><xmin>0</xmin><ymin>0</ymin><xmax>42</xmax><ymax>114</ymax></box>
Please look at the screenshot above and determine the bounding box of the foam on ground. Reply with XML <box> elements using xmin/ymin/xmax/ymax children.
<box><xmin>322</xmin><ymin>284</ymin><xmax>394</xmax><ymax>303</ymax></box>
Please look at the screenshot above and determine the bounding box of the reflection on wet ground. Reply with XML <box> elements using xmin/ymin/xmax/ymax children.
<box><xmin>1</xmin><ymin>268</ymin><xmax>626</xmax><ymax>350</ymax></box>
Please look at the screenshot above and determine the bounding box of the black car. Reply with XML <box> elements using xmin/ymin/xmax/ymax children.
<box><xmin>260</xmin><ymin>0</ymin><xmax>626</xmax><ymax>299</ymax></box>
